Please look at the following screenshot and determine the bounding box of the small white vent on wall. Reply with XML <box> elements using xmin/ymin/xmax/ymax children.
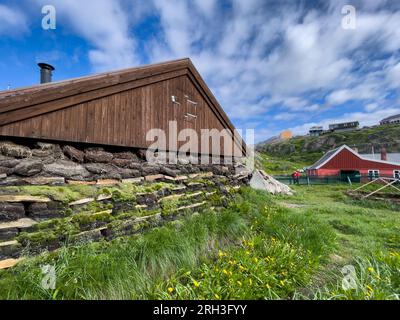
<box><xmin>171</xmin><ymin>95</ymin><xmax>180</xmax><ymax>105</ymax></box>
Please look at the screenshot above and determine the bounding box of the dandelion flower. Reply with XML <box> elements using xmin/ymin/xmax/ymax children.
<box><xmin>168</xmin><ymin>287</ymin><xmax>174</xmax><ymax>294</ymax></box>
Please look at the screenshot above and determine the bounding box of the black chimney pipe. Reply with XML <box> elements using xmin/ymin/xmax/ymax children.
<box><xmin>38</xmin><ymin>63</ymin><xmax>55</xmax><ymax>84</ymax></box>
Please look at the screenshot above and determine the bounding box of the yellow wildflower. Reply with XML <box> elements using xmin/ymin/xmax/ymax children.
<box><xmin>215</xmin><ymin>294</ymin><xmax>220</xmax><ymax>300</ymax></box>
<box><xmin>237</xmin><ymin>281</ymin><xmax>242</xmax><ymax>286</ymax></box>
<box><xmin>193</xmin><ymin>280</ymin><xmax>200</xmax><ymax>288</ymax></box>
<box><xmin>280</xmin><ymin>280</ymin><xmax>285</xmax><ymax>286</ymax></box>
<box><xmin>168</xmin><ymin>287</ymin><xmax>174</xmax><ymax>294</ymax></box>
<box><xmin>367</xmin><ymin>267</ymin><xmax>374</xmax><ymax>273</ymax></box>
<box><xmin>223</xmin><ymin>269</ymin><xmax>229</xmax><ymax>275</ymax></box>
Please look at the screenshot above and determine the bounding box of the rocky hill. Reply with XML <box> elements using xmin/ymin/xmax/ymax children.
<box><xmin>256</xmin><ymin>125</ymin><xmax>400</xmax><ymax>165</ymax></box>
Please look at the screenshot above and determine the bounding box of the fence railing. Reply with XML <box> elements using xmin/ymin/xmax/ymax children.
<box><xmin>273</xmin><ymin>174</ymin><xmax>400</xmax><ymax>186</ymax></box>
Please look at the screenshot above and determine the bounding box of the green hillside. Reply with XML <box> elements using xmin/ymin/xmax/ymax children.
<box><xmin>256</xmin><ymin>125</ymin><xmax>400</xmax><ymax>173</ymax></box>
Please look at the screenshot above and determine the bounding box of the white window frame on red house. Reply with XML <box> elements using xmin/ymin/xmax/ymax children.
<box><xmin>368</xmin><ymin>170</ymin><xmax>380</xmax><ymax>178</ymax></box>
<box><xmin>394</xmin><ymin>170</ymin><xmax>400</xmax><ymax>179</ymax></box>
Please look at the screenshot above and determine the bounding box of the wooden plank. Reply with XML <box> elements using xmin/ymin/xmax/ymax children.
<box><xmin>0</xmin><ymin>258</ymin><xmax>24</xmax><ymax>270</ymax></box>
<box><xmin>0</xmin><ymin>195</ymin><xmax>51</xmax><ymax>203</ymax></box>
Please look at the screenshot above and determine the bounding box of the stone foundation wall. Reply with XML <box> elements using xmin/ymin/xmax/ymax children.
<box><xmin>0</xmin><ymin>172</ymin><xmax>250</xmax><ymax>260</ymax></box>
<box><xmin>0</xmin><ymin>139</ymin><xmax>246</xmax><ymax>186</ymax></box>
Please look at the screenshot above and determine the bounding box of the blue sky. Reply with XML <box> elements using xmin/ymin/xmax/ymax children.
<box><xmin>0</xmin><ymin>0</ymin><xmax>399</xmax><ymax>142</ymax></box>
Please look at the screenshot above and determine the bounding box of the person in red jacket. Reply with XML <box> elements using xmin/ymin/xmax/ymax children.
<box><xmin>291</xmin><ymin>170</ymin><xmax>300</xmax><ymax>185</ymax></box>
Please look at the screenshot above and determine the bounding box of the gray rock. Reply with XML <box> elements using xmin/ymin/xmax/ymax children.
<box><xmin>113</xmin><ymin>152</ymin><xmax>139</xmax><ymax>161</ymax></box>
<box><xmin>161</xmin><ymin>167</ymin><xmax>181</xmax><ymax>177</ymax></box>
<box><xmin>0</xmin><ymin>157</ymin><xmax>19</xmax><ymax>168</ymax></box>
<box><xmin>63</xmin><ymin>145</ymin><xmax>85</xmax><ymax>163</ymax></box>
<box><xmin>85</xmin><ymin>163</ymin><xmax>121</xmax><ymax>179</ymax></box>
<box><xmin>0</xmin><ymin>141</ymin><xmax>32</xmax><ymax>158</ymax></box>
<box><xmin>32</xmin><ymin>149</ymin><xmax>54</xmax><ymax>158</ymax></box>
<box><xmin>111</xmin><ymin>158</ymin><xmax>134</xmax><ymax>168</ymax></box>
<box><xmin>0</xmin><ymin>228</ymin><xmax>18</xmax><ymax>241</ymax></box>
<box><xmin>118</xmin><ymin>168</ymin><xmax>141</xmax><ymax>179</ymax></box>
<box><xmin>141</xmin><ymin>164</ymin><xmax>161</xmax><ymax>176</ymax></box>
<box><xmin>0</xmin><ymin>166</ymin><xmax>14</xmax><ymax>175</ymax></box>
<box><xmin>14</xmin><ymin>160</ymin><xmax>43</xmax><ymax>177</ymax></box>
<box><xmin>44</xmin><ymin>160</ymin><xmax>91</xmax><ymax>179</ymax></box>
<box><xmin>26</xmin><ymin>202</ymin><xmax>64</xmax><ymax>220</ymax></box>
<box><xmin>85</xmin><ymin>148</ymin><xmax>113</xmax><ymax>163</ymax></box>
<box><xmin>0</xmin><ymin>203</ymin><xmax>25</xmax><ymax>222</ymax></box>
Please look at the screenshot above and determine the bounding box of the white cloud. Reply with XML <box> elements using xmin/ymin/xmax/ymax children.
<box><xmin>35</xmin><ymin>0</ymin><xmax>139</xmax><ymax>72</ymax></box>
<box><xmin>364</xmin><ymin>103</ymin><xmax>379</xmax><ymax>112</ymax></box>
<box><xmin>386</xmin><ymin>62</ymin><xmax>400</xmax><ymax>89</ymax></box>
<box><xmin>0</xmin><ymin>4</ymin><xmax>28</xmax><ymax>36</ymax></box>
<box><xmin>289</xmin><ymin>107</ymin><xmax>400</xmax><ymax>136</ymax></box>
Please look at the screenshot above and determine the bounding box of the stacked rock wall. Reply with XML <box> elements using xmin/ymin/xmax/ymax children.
<box><xmin>0</xmin><ymin>139</ymin><xmax>246</xmax><ymax>186</ymax></box>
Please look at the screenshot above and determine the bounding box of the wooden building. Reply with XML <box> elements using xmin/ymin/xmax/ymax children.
<box><xmin>0</xmin><ymin>58</ymin><xmax>245</xmax><ymax>157</ymax></box>
<box><xmin>307</xmin><ymin>145</ymin><xmax>400</xmax><ymax>180</ymax></box>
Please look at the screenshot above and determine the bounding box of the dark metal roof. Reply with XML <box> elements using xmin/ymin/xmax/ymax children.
<box><xmin>381</xmin><ymin>114</ymin><xmax>400</xmax><ymax>122</ymax></box>
<box><xmin>308</xmin><ymin>146</ymin><xmax>342</xmax><ymax>169</ymax></box>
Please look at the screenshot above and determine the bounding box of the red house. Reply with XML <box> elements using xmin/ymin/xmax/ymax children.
<box><xmin>307</xmin><ymin>145</ymin><xmax>400</xmax><ymax>181</ymax></box>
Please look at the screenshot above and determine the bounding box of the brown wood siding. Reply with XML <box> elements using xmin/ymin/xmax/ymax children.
<box><xmin>0</xmin><ymin>74</ymin><xmax>237</xmax><ymax>156</ymax></box>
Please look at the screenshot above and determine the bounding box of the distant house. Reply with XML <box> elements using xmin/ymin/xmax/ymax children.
<box><xmin>380</xmin><ymin>114</ymin><xmax>400</xmax><ymax>126</ymax></box>
<box><xmin>307</xmin><ymin>145</ymin><xmax>400</xmax><ymax>181</ymax></box>
<box><xmin>329</xmin><ymin>121</ymin><xmax>359</xmax><ymax>132</ymax></box>
<box><xmin>309</xmin><ymin>126</ymin><xmax>324</xmax><ymax>137</ymax></box>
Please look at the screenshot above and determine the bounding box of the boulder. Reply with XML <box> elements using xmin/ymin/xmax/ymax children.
<box><xmin>26</xmin><ymin>202</ymin><xmax>64</xmax><ymax>220</ymax></box>
<box><xmin>32</xmin><ymin>149</ymin><xmax>54</xmax><ymax>158</ymax></box>
<box><xmin>0</xmin><ymin>167</ymin><xmax>14</xmax><ymax>175</ymax></box>
<box><xmin>0</xmin><ymin>203</ymin><xmax>25</xmax><ymax>221</ymax></box>
<box><xmin>141</xmin><ymin>164</ymin><xmax>161</xmax><ymax>176</ymax></box>
<box><xmin>63</xmin><ymin>145</ymin><xmax>85</xmax><ymax>163</ymax></box>
<box><xmin>14</xmin><ymin>160</ymin><xmax>43</xmax><ymax>177</ymax></box>
<box><xmin>0</xmin><ymin>141</ymin><xmax>32</xmax><ymax>158</ymax></box>
<box><xmin>160</xmin><ymin>167</ymin><xmax>181</xmax><ymax>177</ymax></box>
<box><xmin>0</xmin><ymin>157</ymin><xmax>19</xmax><ymax>168</ymax></box>
<box><xmin>111</xmin><ymin>158</ymin><xmax>134</xmax><ymax>168</ymax></box>
<box><xmin>0</xmin><ymin>240</ymin><xmax>22</xmax><ymax>259</ymax></box>
<box><xmin>113</xmin><ymin>152</ymin><xmax>139</xmax><ymax>161</ymax></box>
<box><xmin>85</xmin><ymin>163</ymin><xmax>121</xmax><ymax>179</ymax></box>
<box><xmin>250</xmin><ymin>170</ymin><xmax>293</xmax><ymax>195</ymax></box>
<box><xmin>118</xmin><ymin>168</ymin><xmax>141</xmax><ymax>179</ymax></box>
<box><xmin>44</xmin><ymin>160</ymin><xmax>91</xmax><ymax>179</ymax></box>
<box><xmin>84</xmin><ymin>148</ymin><xmax>113</xmax><ymax>163</ymax></box>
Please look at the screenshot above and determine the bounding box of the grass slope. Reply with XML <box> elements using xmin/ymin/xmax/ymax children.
<box><xmin>0</xmin><ymin>186</ymin><xmax>398</xmax><ymax>300</ymax></box>
<box><xmin>257</xmin><ymin>124</ymin><xmax>400</xmax><ymax>169</ymax></box>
